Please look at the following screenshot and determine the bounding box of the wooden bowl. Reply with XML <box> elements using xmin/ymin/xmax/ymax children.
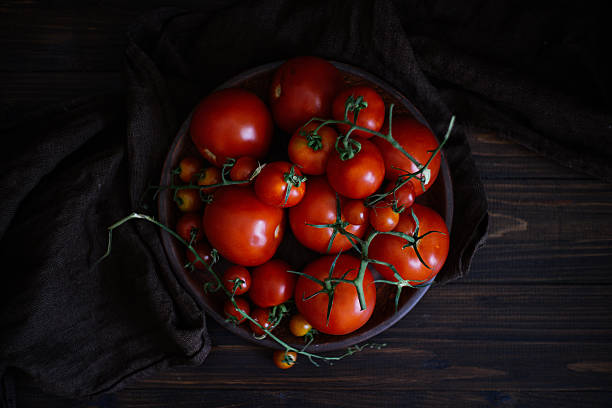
<box><xmin>158</xmin><ymin>61</ymin><xmax>453</xmax><ymax>352</ymax></box>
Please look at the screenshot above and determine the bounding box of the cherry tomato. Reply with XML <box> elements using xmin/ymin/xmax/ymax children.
<box><xmin>223</xmin><ymin>297</ymin><xmax>250</xmax><ymax>324</ymax></box>
<box><xmin>373</xmin><ymin>116</ymin><xmax>441</xmax><ymax>196</ymax></box>
<box><xmin>368</xmin><ymin>204</ymin><xmax>449</xmax><ymax>284</ymax></box>
<box><xmin>175</xmin><ymin>189</ymin><xmax>202</xmax><ymax>212</ymax></box>
<box><xmin>190</xmin><ymin>88</ymin><xmax>273</xmax><ymax>167</ymax></box>
<box><xmin>269</xmin><ymin>56</ymin><xmax>343</xmax><ymax>133</ymax></box>
<box><xmin>289</xmin><ymin>314</ymin><xmax>313</xmax><ymax>337</ymax></box>
<box><xmin>249</xmin><ymin>308</ymin><xmax>274</xmax><ymax>336</ymax></box>
<box><xmin>273</xmin><ymin>350</ymin><xmax>297</xmax><ymax>369</ymax></box>
<box><xmin>176</xmin><ymin>212</ymin><xmax>203</xmax><ymax>243</ymax></box>
<box><xmin>254</xmin><ymin>161</ymin><xmax>306</xmax><ymax>208</ymax></box>
<box><xmin>368</xmin><ymin>205</ymin><xmax>400</xmax><ymax>232</ymax></box>
<box><xmin>177</xmin><ymin>156</ymin><xmax>203</xmax><ymax>183</ymax></box>
<box><xmin>332</xmin><ymin>86</ymin><xmax>385</xmax><ymax>139</ymax></box>
<box><xmin>185</xmin><ymin>241</ymin><xmax>214</xmax><ymax>270</ymax></box>
<box><xmin>289</xmin><ymin>176</ymin><xmax>366</xmax><ymax>253</ymax></box>
<box><xmin>222</xmin><ymin>265</ymin><xmax>251</xmax><ymax>296</ymax></box>
<box><xmin>230</xmin><ymin>156</ymin><xmax>258</xmax><ymax>181</ymax></box>
<box><xmin>326</xmin><ymin>137</ymin><xmax>385</xmax><ymax>199</ymax></box>
<box><xmin>381</xmin><ymin>180</ymin><xmax>415</xmax><ymax>210</ymax></box>
<box><xmin>294</xmin><ymin>254</ymin><xmax>376</xmax><ymax>335</ymax></box>
<box><xmin>203</xmin><ymin>186</ymin><xmax>284</xmax><ymax>266</ymax></box>
<box><xmin>197</xmin><ymin>167</ymin><xmax>221</xmax><ymax>193</ymax></box>
<box><xmin>342</xmin><ymin>199</ymin><xmax>368</xmax><ymax>225</ymax></box>
<box><xmin>249</xmin><ymin>259</ymin><xmax>296</xmax><ymax>308</ymax></box>
<box><xmin>288</xmin><ymin>122</ymin><xmax>337</xmax><ymax>175</ymax></box>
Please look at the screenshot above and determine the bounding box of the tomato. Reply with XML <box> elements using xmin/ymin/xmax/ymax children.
<box><xmin>223</xmin><ymin>297</ymin><xmax>250</xmax><ymax>324</ymax></box>
<box><xmin>254</xmin><ymin>161</ymin><xmax>306</xmax><ymax>208</ymax></box>
<box><xmin>185</xmin><ymin>241</ymin><xmax>214</xmax><ymax>270</ymax></box>
<box><xmin>326</xmin><ymin>137</ymin><xmax>385</xmax><ymax>199</ymax></box>
<box><xmin>289</xmin><ymin>176</ymin><xmax>366</xmax><ymax>253</ymax></box>
<box><xmin>368</xmin><ymin>204</ymin><xmax>449</xmax><ymax>284</ymax></box>
<box><xmin>249</xmin><ymin>308</ymin><xmax>274</xmax><ymax>337</ymax></box>
<box><xmin>176</xmin><ymin>212</ymin><xmax>203</xmax><ymax>243</ymax></box>
<box><xmin>273</xmin><ymin>350</ymin><xmax>297</xmax><ymax>369</ymax></box>
<box><xmin>373</xmin><ymin>116</ymin><xmax>441</xmax><ymax>196</ymax></box>
<box><xmin>249</xmin><ymin>259</ymin><xmax>296</xmax><ymax>308</ymax></box>
<box><xmin>342</xmin><ymin>199</ymin><xmax>368</xmax><ymax>225</ymax></box>
<box><xmin>368</xmin><ymin>205</ymin><xmax>400</xmax><ymax>232</ymax></box>
<box><xmin>175</xmin><ymin>189</ymin><xmax>202</xmax><ymax>212</ymax></box>
<box><xmin>203</xmin><ymin>186</ymin><xmax>284</xmax><ymax>266</ymax></box>
<box><xmin>230</xmin><ymin>156</ymin><xmax>258</xmax><ymax>181</ymax></box>
<box><xmin>222</xmin><ymin>265</ymin><xmax>251</xmax><ymax>295</ymax></box>
<box><xmin>289</xmin><ymin>314</ymin><xmax>313</xmax><ymax>337</ymax></box>
<box><xmin>332</xmin><ymin>86</ymin><xmax>385</xmax><ymax>139</ymax></box>
<box><xmin>288</xmin><ymin>122</ymin><xmax>337</xmax><ymax>175</ymax></box>
<box><xmin>269</xmin><ymin>56</ymin><xmax>343</xmax><ymax>133</ymax></box>
<box><xmin>294</xmin><ymin>254</ymin><xmax>376</xmax><ymax>335</ymax></box>
<box><xmin>197</xmin><ymin>167</ymin><xmax>221</xmax><ymax>193</ymax></box>
<box><xmin>381</xmin><ymin>180</ymin><xmax>415</xmax><ymax>210</ymax></box>
<box><xmin>177</xmin><ymin>156</ymin><xmax>203</xmax><ymax>183</ymax></box>
<box><xmin>190</xmin><ymin>88</ymin><xmax>273</xmax><ymax>167</ymax></box>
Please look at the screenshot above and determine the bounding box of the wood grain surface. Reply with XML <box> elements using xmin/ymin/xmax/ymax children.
<box><xmin>2</xmin><ymin>1</ymin><xmax>612</xmax><ymax>407</ymax></box>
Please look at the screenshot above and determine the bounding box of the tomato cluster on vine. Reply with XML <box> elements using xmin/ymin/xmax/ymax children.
<box><xmin>170</xmin><ymin>56</ymin><xmax>452</xmax><ymax>368</ymax></box>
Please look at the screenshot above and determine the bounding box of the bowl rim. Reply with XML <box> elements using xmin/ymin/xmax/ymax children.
<box><xmin>158</xmin><ymin>60</ymin><xmax>454</xmax><ymax>352</ymax></box>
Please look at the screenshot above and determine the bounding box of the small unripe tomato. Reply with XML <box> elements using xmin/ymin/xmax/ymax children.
<box><xmin>273</xmin><ymin>350</ymin><xmax>297</xmax><ymax>369</ymax></box>
<box><xmin>197</xmin><ymin>167</ymin><xmax>221</xmax><ymax>193</ymax></box>
<box><xmin>175</xmin><ymin>189</ymin><xmax>202</xmax><ymax>212</ymax></box>
<box><xmin>289</xmin><ymin>314</ymin><xmax>313</xmax><ymax>337</ymax></box>
<box><xmin>177</xmin><ymin>156</ymin><xmax>203</xmax><ymax>183</ymax></box>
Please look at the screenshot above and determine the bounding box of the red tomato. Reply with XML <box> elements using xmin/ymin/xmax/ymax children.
<box><xmin>368</xmin><ymin>204</ymin><xmax>449</xmax><ymax>284</ymax></box>
<box><xmin>269</xmin><ymin>56</ymin><xmax>343</xmax><ymax>133</ymax></box>
<box><xmin>289</xmin><ymin>176</ymin><xmax>366</xmax><ymax>253</ymax></box>
<box><xmin>368</xmin><ymin>205</ymin><xmax>400</xmax><ymax>232</ymax></box>
<box><xmin>230</xmin><ymin>156</ymin><xmax>258</xmax><ymax>181</ymax></box>
<box><xmin>222</xmin><ymin>265</ymin><xmax>251</xmax><ymax>296</ymax></box>
<box><xmin>249</xmin><ymin>259</ymin><xmax>296</xmax><ymax>308</ymax></box>
<box><xmin>273</xmin><ymin>350</ymin><xmax>297</xmax><ymax>369</ymax></box>
<box><xmin>190</xmin><ymin>88</ymin><xmax>273</xmax><ymax>167</ymax></box>
<box><xmin>381</xmin><ymin>180</ymin><xmax>415</xmax><ymax>210</ymax></box>
<box><xmin>249</xmin><ymin>308</ymin><xmax>274</xmax><ymax>336</ymax></box>
<box><xmin>332</xmin><ymin>86</ymin><xmax>385</xmax><ymax>139</ymax></box>
<box><xmin>326</xmin><ymin>137</ymin><xmax>385</xmax><ymax>199</ymax></box>
<box><xmin>294</xmin><ymin>254</ymin><xmax>376</xmax><ymax>335</ymax></box>
<box><xmin>185</xmin><ymin>241</ymin><xmax>213</xmax><ymax>270</ymax></box>
<box><xmin>175</xmin><ymin>189</ymin><xmax>202</xmax><ymax>212</ymax></box>
<box><xmin>288</xmin><ymin>122</ymin><xmax>337</xmax><ymax>175</ymax></box>
<box><xmin>373</xmin><ymin>116</ymin><xmax>441</xmax><ymax>196</ymax></box>
<box><xmin>289</xmin><ymin>314</ymin><xmax>313</xmax><ymax>337</ymax></box>
<box><xmin>254</xmin><ymin>161</ymin><xmax>306</xmax><ymax>208</ymax></box>
<box><xmin>223</xmin><ymin>297</ymin><xmax>250</xmax><ymax>324</ymax></box>
<box><xmin>176</xmin><ymin>212</ymin><xmax>203</xmax><ymax>243</ymax></box>
<box><xmin>203</xmin><ymin>186</ymin><xmax>284</xmax><ymax>266</ymax></box>
<box><xmin>342</xmin><ymin>199</ymin><xmax>368</xmax><ymax>225</ymax></box>
<box><xmin>197</xmin><ymin>167</ymin><xmax>221</xmax><ymax>193</ymax></box>
<box><xmin>177</xmin><ymin>156</ymin><xmax>203</xmax><ymax>183</ymax></box>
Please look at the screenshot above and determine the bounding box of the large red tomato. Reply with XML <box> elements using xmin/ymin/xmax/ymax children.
<box><xmin>326</xmin><ymin>137</ymin><xmax>385</xmax><ymax>199</ymax></box>
<box><xmin>269</xmin><ymin>56</ymin><xmax>343</xmax><ymax>133</ymax></box>
<box><xmin>203</xmin><ymin>186</ymin><xmax>284</xmax><ymax>266</ymax></box>
<box><xmin>289</xmin><ymin>176</ymin><xmax>366</xmax><ymax>253</ymax></box>
<box><xmin>332</xmin><ymin>86</ymin><xmax>385</xmax><ymax>139</ymax></box>
<box><xmin>249</xmin><ymin>259</ymin><xmax>296</xmax><ymax>308</ymax></box>
<box><xmin>294</xmin><ymin>254</ymin><xmax>376</xmax><ymax>335</ymax></box>
<box><xmin>373</xmin><ymin>116</ymin><xmax>441</xmax><ymax>196</ymax></box>
<box><xmin>368</xmin><ymin>204</ymin><xmax>449</xmax><ymax>285</ymax></box>
<box><xmin>190</xmin><ymin>88</ymin><xmax>273</xmax><ymax>167</ymax></box>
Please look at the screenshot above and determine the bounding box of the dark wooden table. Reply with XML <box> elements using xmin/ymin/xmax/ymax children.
<box><xmin>3</xmin><ymin>2</ymin><xmax>612</xmax><ymax>407</ymax></box>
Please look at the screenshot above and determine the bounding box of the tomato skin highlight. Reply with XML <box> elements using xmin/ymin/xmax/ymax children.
<box><xmin>288</xmin><ymin>122</ymin><xmax>337</xmax><ymax>175</ymax></box>
<box><xmin>368</xmin><ymin>204</ymin><xmax>449</xmax><ymax>284</ymax></box>
<box><xmin>273</xmin><ymin>350</ymin><xmax>297</xmax><ymax>369</ymax></box>
<box><xmin>373</xmin><ymin>116</ymin><xmax>441</xmax><ymax>196</ymax></box>
<box><xmin>289</xmin><ymin>176</ymin><xmax>366</xmax><ymax>254</ymax></box>
<box><xmin>332</xmin><ymin>86</ymin><xmax>385</xmax><ymax>139</ymax></box>
<box><xmin>254</xmin><ymin>161</ymin><xmax>306</xmax><ymax>208</ymax></box>
<box><xmin>176</xmin><ymin>212</ymin><xmax>203</xmax><ymax>243</ymax></box>
<box><xmin>222</xmin><ymin>265</ymin><xmax>251</xmax><ymax>296</ymax></box>
<box><xmin>326</xmin><ymin>137</ymin><xmax>385</xmax><ymax>199</ymax></box>
<box><xmin>203</xmin><ymin>186</ymin><xmax>285</xmax><ymax>266</ymax></box>
<box><xmin>249</xmin><ymin>259</ymin><xmax>296</xmax><ymax>308</ymax></box>
<box><xmin>295</xmin><ymin>254</ymin><xmax>376</xmax><ymax>335</ymax></box>
<box><xmin>269</xmin><ymin>56</ymin><xmax>343</xmax><ymax>133</ymax></box>
<box><xmin>190</xmin><ymin>88</ymin><xmax>273</xmax><ymax>167</ymax></box>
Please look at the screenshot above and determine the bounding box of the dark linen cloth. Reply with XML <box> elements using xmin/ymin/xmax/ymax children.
<box><xmin>3</xmin><ymin>0</ymin><xmax>608</xmax><ymax>403</ymax></box>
